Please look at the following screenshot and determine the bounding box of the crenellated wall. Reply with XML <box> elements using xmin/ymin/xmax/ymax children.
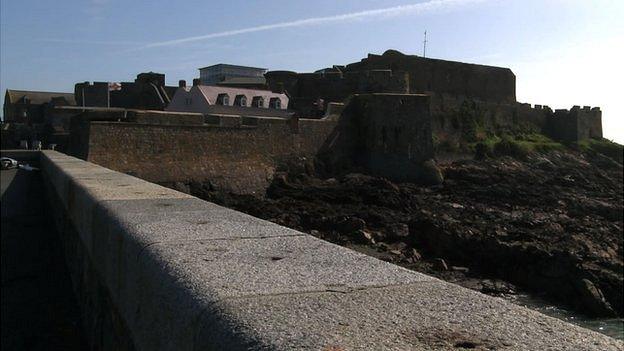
<box><xmin>264</xmin><ymin>50</ymin><xmax>602</xmax><ymax>144</ymax></box>
<box><xmin>429</xmin><ymin>95</ymin><xmax>551</xmax><ymax>139</ymax></box>
<box><xmin>428</xmin><ymin>93</ymin><xmax>601</xmax><ymax>143</ymax></box>
<box><xmin>550</xmin><ymin>106</ymin><xmax>602</xmax><ymax>142</ymax></box>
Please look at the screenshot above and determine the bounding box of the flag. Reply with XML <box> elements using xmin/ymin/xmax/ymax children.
<box><xmin>108</xmin><ymin>82</ymin><xmax>122</xmax><ymax>91</ymax></box>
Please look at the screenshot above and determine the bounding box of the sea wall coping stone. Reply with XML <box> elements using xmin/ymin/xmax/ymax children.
<box><xmin>40</xmin><ymin>150</ymin><xmax>623</xmax><ymax>350</ymax></box>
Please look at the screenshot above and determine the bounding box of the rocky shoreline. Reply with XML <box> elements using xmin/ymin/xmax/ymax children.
<box><xmin>185</xmin><ymin>150</ymin><xmax>623</xmax><ymax>319</ymax></box>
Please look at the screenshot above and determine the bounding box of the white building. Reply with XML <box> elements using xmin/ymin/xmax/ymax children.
<box><xmin>199</xmin><ymin>64</ymin><xmax>267</xmax><ymax>86</ymax></box>
<box><xmin>166</xmin><ymin>84</ymin><xmax>289</xmax><ymax>115</ymax></box>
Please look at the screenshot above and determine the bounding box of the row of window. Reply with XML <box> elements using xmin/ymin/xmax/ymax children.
<box><xmin>183</xmin><ymin>94</ymin><xmax>282</xmax><ymax>109</ymax></box>
<box><xmin>216</xmin><ymin>94</ymin><xmax>281</xmax><ymax>109</ymax></box>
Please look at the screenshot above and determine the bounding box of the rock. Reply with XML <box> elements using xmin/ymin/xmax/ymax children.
<box><xmin>324</xmin><ymin>178</ymin><xmax>338</xmax><ymax>185</ymax></box>
<box><xmin>390</xmin><ymin>250</ymin><xmax>403</xmax><ymax>256</ymax></box>
<box><xmin>574</xmin><ymin>279</ymin><xmax>616</xmax><ymax>317</ymax></box>
<box><xmin>451</xmin><ymin>266</ymin><xmax>470</xmax><ymax>273</ymax></box>
<box><xmin>387</xmin><ymin>241</ymin><xmax>408</xmax><ymax>252</ymax></box>
<box><xmin>420</xmin><ymin>159</ymin><xmax>444</xmax><ymax>185</ymax></box>
<box><xmin>410</xmin><ymin>248</ymin><xmax>422</xmax><ymax>261</ymax></box>
<box><xmin>198</xmin><ymin>149</ymin><xmax>624</xmax><ymax>318</ymax></box>
<box><xmin>543</xmin><ymin>222</ymin><xmax>564</xmax><ymax>235</ymax></box>
<box><xmin>276</xmin><ymin>214</ymin><xmax>300</xmax><ymax>228</ymax></box>
<box><xmin>432</xmin><ymin>258</ymin><xmax>449</xmax><ymax>271</ymax></box>
<box><xmin>474</xmin><ymin>142</ymin><xmax>489</xmax><ymax>160</ymax></box>
<box><xmin>374</xmin><ymin>178</ymin><xmax>400</xmax><ymax>192</ymax></box>
<box><xmin>339</xmin><ymin>217</ymin><xmax>366</xmax><ymax>233</ymax></box>
<box><xmin>535</xmin><ymin>158</ymin><xmax>556</xmax><ymax>171</ymax></box>
<box><xmin>356</xmin><ymin>229</ymin><xmax>376</xmax><ymax>244</ymax></box>
<box><xmin>541</xmin><ymin>262</ymin><xmax>567</xmax><ymax>278</ymax></box>
<box><xmin>480</xmin><ymin>279</ymin><xmax>516</xmax><ymax>295</ymax></box>
<box><xmin>172</xmin><ymin>181</ymin><xmax>190</xmax><ymax>194</ymax></box>
<box><xmin>460</xmin><ymin>279</ymin><xmax>484</xmax><ymax>291</ymax></box>
<box><xmin>385</xmin><ymin>222</ymin><xmax>410</xmax><ymax>240</ymax></box>
<box><xmin>342</xmin><ymin>173</ymin><xmax>376</xmax><ymax>184</ymax></box>
<box><xmin>377</xmin><ymin>242</ymin><xmax>391</xmax><ymax>251</ymax></box>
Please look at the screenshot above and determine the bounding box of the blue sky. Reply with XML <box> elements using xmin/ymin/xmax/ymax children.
<box><xmin>1</xmin><ymin>0</ymin><xmax>623</xmax><ymax>142</ymax></box>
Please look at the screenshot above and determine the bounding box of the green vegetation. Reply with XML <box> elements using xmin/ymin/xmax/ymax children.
<box><xmin>434</xmin><ymin>131</ymin><xmax>566</xmax><ymax>159</ymax></box>
<box><xmin>433</xmin><ymin>98</ymin><xmax>621</xmax><ymax>163</ymax></box>
<box><xmin>468</xmin><ymin>133</ymin><xmax>565</xmax><ymax>159</ymax></box>
<box><xmin>577</xmin><ymin>138</ymin><xmax>624</xmax><ymax>163</ymax></box>
<box><xmin>457</xmin><ymin>100</ymin><xmax>486</xmax><ymax>143</ymax></box>
<box><xmin>512</xmin><ymin>133</ymin><xmax>566</xmax><ymax>153</ymax></box>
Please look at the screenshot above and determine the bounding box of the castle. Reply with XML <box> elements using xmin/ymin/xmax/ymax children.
<box><xmin>2</xmin><ymin>50</ymin><xmax>603</xmax><ymax>192</ymax></box>
<box><xmin>263</xmin><ymin>49</ymin><xmax>602</xmax><ymax>143</ymax></box>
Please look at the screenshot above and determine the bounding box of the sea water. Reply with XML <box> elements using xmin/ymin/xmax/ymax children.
<box><xmin>507</xmin><ymin>293</ymin><xmax>624</xmax><ymax>340</ymax></box>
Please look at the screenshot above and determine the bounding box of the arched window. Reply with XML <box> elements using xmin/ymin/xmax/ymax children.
<box><xmin>269</xmin><ymin>98</ymin><xmax>281</xmax><ymax>109</ymax></box>
<box><xmin>216</xmin><ymin>93</ymin><xmax>229</xmax><ymax>106</ymax></box>
<box><xmin>252</xmin><ymin>96</ymin><xmax>264</xmax><ymax>108</ymax></box>
<box><xmin>234</xmin><ymin>95</ymin><xmax>247</xmax><ymax>107</ymax></box>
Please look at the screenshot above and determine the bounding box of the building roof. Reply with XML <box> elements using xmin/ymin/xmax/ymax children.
<box><xmin>5</xmin><ymin>89</ymin><xmax>75</xmax><ymax>105</ymax></box>
<box><xmin>216</xmin><ymin>77</ymin><xmax>267</xmax><ymax>86</ymax></box>
<box><xmin>198</xmin><ymin>63</ymin><xmax>267</xmax><ymax>71</ymax></box>
<box><xmin>196</xmin><ymin>85</ymin><xmax>287</xmax><ymax>107</ymax></box>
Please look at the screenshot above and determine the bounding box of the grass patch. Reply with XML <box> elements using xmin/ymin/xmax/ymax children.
<box><xmin>577</xmin><ymin>138</ymin><xmax>623</xmax><ymax>163</ymax></box>
<box><xmin>468</xmin><ymin>133</ymin><xmax>565</xmax><ymax>159</ymax></box>
<box><xmin>513</xmin><ymin>133</ymin><xmax>566</xmax><ymax>153</ymax></box>
<box><xmin>492</xmin><ymin>137</ymin><xmax>531</xmax><ymax>159</ymax></box>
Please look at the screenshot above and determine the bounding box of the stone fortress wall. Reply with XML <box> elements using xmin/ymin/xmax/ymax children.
<box><xmin>265</xmin><ymin>50</ymin><xmax>601</xmax><ymax>143</ymax></box>
<box><xmin>67</xmin><ymin>93</ymin><xmax>436</xmax><ymax>194</ymax></box>
<box><xmin>75</xmin><ymin>72</ymin><xmax>177</xmax><ymax>110</ymax></box>
<box><xmin>318</xmin><ymin>94</ymin><xmax>434</xmax><ymax>183</ymax></box>
<box><xmin>68</xmin><ymin>110</ymin><xmax>339</xmax><ymax>194</ymax></box>
<box><xmin>428</xmin><ymin>95</ymin><xmax>602</xmax><ymax>145</ymax></box>
<box><xmin>345</xmin><ymin>49</ymin><xmax>516</xmax><ymax>103</ymax></box>
<box><xmin>64</xmin><ymin>50</ymin><xmax>603</xmax><ymax>194</ymax></box>
<box><xmin>552</xmin><ymin>105</ymin><xmax>603</xmax><ymax>142</ymax></box>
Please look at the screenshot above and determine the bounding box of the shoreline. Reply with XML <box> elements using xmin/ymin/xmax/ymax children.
<box><xmin>178</xmin><ymin>150</ymin><xmax>623</xmax><ymax>323</ymax></box>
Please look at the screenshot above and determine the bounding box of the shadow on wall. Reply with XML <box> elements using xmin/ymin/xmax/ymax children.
<box><xmin>316</xmin><ymin>94</ymin><xmax>440</xmax><ymax>185</ymax></box>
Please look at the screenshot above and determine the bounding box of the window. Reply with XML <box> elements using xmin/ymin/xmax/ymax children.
<box><xmin>234</xmin><ymin>95</ymin><xmax>247</xmax><ymax>107</ymax></box>
<box><xmin>252</xmin><ymin>96</ymin><xmax>264</xmax><ymax>108</ymax></box>
<box><xmin>269</xmin><ymin>98</ymin><xmax>281</xmax><ymax>109</ymax></box>
<box><xmin>216</xmin><ymin>93</ymin><xmax>229</xmax><ymax>106</ymax></box>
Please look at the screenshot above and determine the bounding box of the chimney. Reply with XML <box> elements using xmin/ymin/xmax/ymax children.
<box><xmin>192</xmin><ymin>78</ymin><xmax>201</xmax><ymax>86</ymax></box>
<box><xmin>179</xmin><ymin>80</ymin><xmax>186</xmax><ymax>88</ymax></box>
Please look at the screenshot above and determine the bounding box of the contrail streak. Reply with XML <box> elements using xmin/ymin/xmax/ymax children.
<box><xmin>38</xmin><ymin>38</ymin><xmax>145</xmax><ymax>45</ymax></box>
<box><xmin>142</xmin><ymin>0</ymin><xmax>485</xmax><ymax>49</ymax></box>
